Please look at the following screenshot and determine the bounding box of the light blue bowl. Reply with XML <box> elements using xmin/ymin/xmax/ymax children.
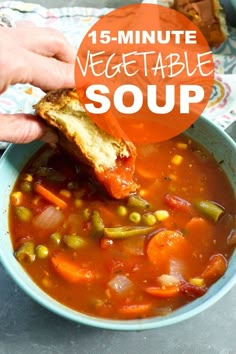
<box><xmin>0</xmin><ymin>116</ymin><xmax>235</xmax><ymax>331</ymax></box>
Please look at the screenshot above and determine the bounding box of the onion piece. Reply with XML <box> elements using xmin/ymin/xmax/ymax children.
<box><xmin>157</xmin><ymin>274</ymin><xmax>180</xmax><ymax>287</ymax></box>
<box><xmin>33</xmin><ymin>206</ymin><xmax>64</xmax><ymax>230</ymax></box>
<box><xmin>108</xmin><ymin>275</ymin><xmax>133</xmax><ymax>294</ymax></box>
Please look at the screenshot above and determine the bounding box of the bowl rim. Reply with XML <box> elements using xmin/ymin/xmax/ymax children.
<box><xmin>0</xmin><ymin>116</ymin><xmax>235</xmax><ymax>331</ymax></box>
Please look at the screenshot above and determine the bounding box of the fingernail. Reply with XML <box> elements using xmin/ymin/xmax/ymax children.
<box><xmin>41</xmin><ymin>128</ymin><xmax>58</xmax><ymax>144</ymax></box>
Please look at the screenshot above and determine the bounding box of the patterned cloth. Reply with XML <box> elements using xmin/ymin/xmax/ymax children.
<box><xmin>0</xmin><ymin>0</ymin><xmax>235</xmax><ymax>149</ymax></box>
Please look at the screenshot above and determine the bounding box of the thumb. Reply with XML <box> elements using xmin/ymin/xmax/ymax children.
<box><xmin>0</xmin><ymin>113</ymin><xmax>58</xmax><ymax>144</ymax></box>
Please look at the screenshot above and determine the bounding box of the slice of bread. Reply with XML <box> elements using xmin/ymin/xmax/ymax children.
<box><xmin>172</xmin><ymin>0</ymin><xmax>228</xmax><ymax>47</ymax></box>
<box><xmin>34</xmin><ymin>89</ymin><xmax>137</xmax><ymax>199</ymax></box>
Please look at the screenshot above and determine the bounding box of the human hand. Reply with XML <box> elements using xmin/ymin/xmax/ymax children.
<box><xmin>0</xmin><ymin>23</ymin><xmax>76</xmax><ymax>144</ymax></box>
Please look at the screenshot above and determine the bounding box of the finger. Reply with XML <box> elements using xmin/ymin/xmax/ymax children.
<box><xmin>8</xmin><ymin>27</ymin><xmax>76</xmax><ymax>63</ymax></box>
<box><xmin>22</xmin><ymin>50</ymin><xmax>75</xmax><ymax>90</ymax></box>
<box><xmin>0</xmin><ymin>113</ymin><xmax>58</xmax><ymax>144</ymax></box>
<box><xmin>16</xmin><ymin>21</ymin><xmax>36</xmax><ymax>28</ymax></box>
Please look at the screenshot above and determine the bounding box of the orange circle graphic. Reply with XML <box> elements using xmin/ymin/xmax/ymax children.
<box><xmin>75</xmin><ymin>4</ymin><xmax>214</xmax><ymax>143</ymax></box>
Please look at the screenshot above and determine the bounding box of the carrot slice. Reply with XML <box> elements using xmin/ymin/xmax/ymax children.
<box><xmin>145</xmin><ymin>285</ymin><xmax>179</xmax><ymax>298</ymax></box>
<box><xmin>51</xmin><ymin>252</ymin><xmax>95</xmax><ymax>283</ymax></box>
<box><xmin>118</xmin><ymin>303</ymin><xmax>152</xmax><ymax>316</ymax></box>
<box><xmin>146</xmin><ymin>230</ymin><xmax>187</xmax><ymax>266</ymax></box>
<box><xmin>34</xmin><ymin>183</ymin><xmax>67</xmax><ymax>209</ymax></box>
<box><xmin>201</xmin><ymin>254</ymin><xmax>227</xmax><ymax>283</ymax></box>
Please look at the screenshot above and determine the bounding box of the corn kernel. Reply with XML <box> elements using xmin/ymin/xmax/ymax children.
<box><xmin>74</xmin><ymin>198</ymin><xmax>83</xmax><ymax>208</ymax></box>
<box><xmin>59</xmin><ymin>189</ymin><xmax>71</xmax><ymax>199</ymax></box>
<box><xmin>189</xmin><ymin>277</ymin><xmax>205</xmax><ymax>287</ymax></box>
<box><xmin>10</xmin><ymin>192</ymin><xmax>23</xmax><ymax>206</ymax></box>
<box><xmin>22</xmin><ymin>173</ymin><xmax>33</xmax><ymax>182</ymax></box>
<box><xmin>171</xmin><ymin>154</ymin><xmax>183</xmax><ymax>166</ymax></box>
<box><xmin>139</xmin><ymin>189</ymin><xmax>148</xmax><ymax>198</ymax></box>
<box><xmin>176</xmin><ymin>142</ymin><xmax>188</xmax><ymax>150</ymax></box>
<box><xmin>154</xmin><ymin>210</ymin><xmax>169</xmax><ymax>221</ymax></box>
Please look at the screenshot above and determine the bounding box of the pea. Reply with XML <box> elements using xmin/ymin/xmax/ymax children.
<box><xmin>129</xmin><ymin>212</ymin><xmax>141</xmax><ymax>224</ymax></box>
<box><xmin>142</xmin><ymin>213</ymin><xmax>156</xmax><ymax>226</ymax></box>
<box><xmin>50</xmin><ymin>232</ymin><xmax>62</xmax><ymax>246</ymax></box>
<box><xmin>15</xmin><ymin>242</ymin><xmax>35</xmax><ymax>263</ymax></box>
<box><xmin>36</xmin><ymin>245</ymin><xmax>49</xmax><ymax>259</ymax></box>
<box><xmin>15</xmin><ymin>206</ymin><xmax>32</xmax><ymax>222</ymax></box>
<box><xmin>117</xmin><ymin>205</ymin><xmax>128</xmax><ymax>217</ymax></box>
<box><xmin>63</xmin><ymin>235</ymin><xmax>87</xmax><ymax>249</ymax></box>
<box><xmin>74</xmin><ymin>198</ymin><xmax>83</xmax><ymax>208</ymax></box>
<box><xmin>20</xmin><ymin>180</ymin><xmax>33</xmax><ymax>193</ymax></box>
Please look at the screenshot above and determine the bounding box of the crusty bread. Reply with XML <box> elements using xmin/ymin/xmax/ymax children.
<box><xmin>172</xmin><ymin>0</ymin><xmax>228</xmax><ymax>47</ymax></box>
<box><xmin>34</xmin><ymin>89</ymin><xmax>137</xmax><ymax>199</ymax></box>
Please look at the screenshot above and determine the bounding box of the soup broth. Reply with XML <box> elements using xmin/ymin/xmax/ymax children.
<box><xmin>9</xmin><ymin>135</ymin><xmax>236</xmax><ymax>319</ymax></box>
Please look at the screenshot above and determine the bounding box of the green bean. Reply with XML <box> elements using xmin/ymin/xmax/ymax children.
<box><xmin>117</xmin><ymin>205</ymin><xmax>128</xmax><ymax>217</ymax></box>
<box><xmin>15</xmin><ymin>242</ymin><xmax>35</xmax><ymax>263</ymax></box>
<box><xmin>20</xmin><ymin>180</ymin><xmax>33</xmax><ymax>193</ymax></box>
<box><xmin>104</xmin><ymin>225</ymin><xmax>156</xmax><ymax>239</ymax></box>
<box><xmin>50</xmin><ymin>232</ymin><xmax>62</xmax><ymax>246</ymax></box>
<box><xmin>15</xmin><ymin>206</ymin><xmax>32</xmax><ymax>222</ymax></box>
<box><xmin>63</xmin><ymin>235</ymin><xmax>87</xmax><ymax>249</ymax></box>
<box><xmin>142</xmin><ymin>213</ymin><xmax>156</xmax><ymax>226</ymax></box>
<box><xmin>127</xmin><ymin>195</ymin><xmax>150</xmax><ymax>210</ymax></box>
<box><xmin>195</xmin><ymin>200</ymin><xmax>224</xmax><ymax>222</ymax></box>
<box><xmin>91</xmin><ymin>210</ymin><xmax>104</xmax><ymax>236</ymax></box>
<box><xmin>129</xmin><ymin>212</ymin><xmax>141</xmax><ymax>223</ymax></box>
<box><xmin>36</xmin><ymin>245</ymin><xmax>49</xmax><ymax>259</ymax></box>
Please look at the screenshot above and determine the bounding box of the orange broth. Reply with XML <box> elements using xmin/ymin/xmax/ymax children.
<box><xmin>9</xmin><ymin>135</ymin><xmax>236</xmax><ymax>319</ymax></box>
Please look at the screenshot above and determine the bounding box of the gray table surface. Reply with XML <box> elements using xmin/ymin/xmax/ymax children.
<box><xmin>1</xmin><ymin>1</ymin><xmax>236</xmax><ymax>353</ymax></box>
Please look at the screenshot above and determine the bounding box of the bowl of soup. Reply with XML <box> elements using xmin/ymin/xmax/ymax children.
<box><xmin>0</xmin><ymin>116</ymin><xmax>235</xmax><ymax>330</ymax></box>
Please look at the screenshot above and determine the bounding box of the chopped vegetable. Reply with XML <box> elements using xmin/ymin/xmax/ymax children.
<box><xmin>118</xmin><ymin>303</ymin><xmax>152</xmax><ymax>316</ymax></box>
<box><xmin>146</xmin><ymin>230</ymin><xmax>187</xmax><ymax>266</ymax></box>
<box><xmin>59</xmin><ymin>189</ymin><xmax>72</xmax><ymax>199</ymax></box>
<box><xmin>81</xmin><ymin>208</ymin><xmax>91</xmax><ymax>221</ymax></box>
<box><xmin>32</xmin><ymin>206</ymin><xmax>64</xmax><ymax>230</ymax></box>
<box><xmin>20</xmin><ymin>180</ymin><xmax>33</xmax><ymax>193</ymax></box>
<box><xmin>189</xmin><ymin>277</ymin><xmax>205</xmax><ymax>287</ymax></box>
<box><xmin>227</xmin><ymin>229</ymin><xmax>236</xmax><ymax>246</ymax></box>
<box><xmin>127</xmin><ymin>194</ymin><xmax>150</xmax><ymax>209</ymax></box>
<box><xmin>108</xmin><ymin>275</ymin><xmax>133</xmax><ymax>294</ymax></box>
<box><xmin>74</xmin><ymin>198</ymin><xmax>83</xmax><ymax>208</ymax></box>
<box><xmin>142</xmin><ymin>213</ymin><xmax>156</xmax><ymax>226</ymax></box>
<box><xmin>195</xmin><ymin>200</ymin><xmax>224</xmax><ymax>222</ymax></box>
<box><xmin>15</xmin><ymin>242</ymin><xmax>35</xmax><ymax>263</ymax></box>
<box><xmin>10</xmin><ymin>191</ymin><xmax>23</xmax><ymax>206</ymax></box>
<box><xmin>176</xmin><ymin>142</ymin><xmax>188</xmax><ymax>150</ymax></box>
<box><xmin>179</xmin><ymin>282</ymin><xmax>207</xmax><ymax>298</ymax></box>
<box><xmin>21</xmin><ymin>173</ymin><xmax>33</xmax><ymax>182</ymax></box>
<box><xmin>63</xmin><ymin>235</ymin><xmax>87</xmax><ymax>249</ymax></box>
<box><xmin>117</xmin><ymin>205</ymin><xmax>128</xmax><ymax>217</ymax></box>
<box><xmin>36</xmin><ymin>245</ymin><xmax>49</xmax><ymax>259</ymax></box>
<box><xmin>104</xmin><ymin>225</ymin><xmax>156</xmax><ymax>239</ymax></box>
<box><xmin>51</xmin><ymin>252</ymin><xmax>96</xmax><ymax>283</ymax></box>
<box><xmin>165</xmin><ymin>194</ymin><xmax>192</xmax><ymax>214</ymax></box>
<box><xmin>129</xmin><ymin>211</ymin><xmax>141</xmax><ymax>224</ymax></box>
<box><xmin>50</xmin><ymin>232</ymin><xmax>62</xmax><ymax>246</ymax></box>
<box><xmin>171</xmin><ymin>154</ymin><xmax>183</xmax><ymax>165</ymax></box>
<box><xmin>157</xmin><ymin>274</ymin><xmax>180</xmax><ymax>287</ymax></box>
<box><xmin>34</xmin><ymin>183</ymin><xmax>67</xmax><ymax>209</ymax></box>
<box><xmin>145</xmin><ymin>285</ymin><xmax>179</xmax><ymax>298</ymax></box>
<box><xmin>154</xmin><ymin>210</ymin><xmax>169</xmax><ymax>221</ymax></box>
<box><xmin>201</xmin><ymin>254</ymin><xmax>227</xmax><ymax>282</ymax></box>
<box><xmin>91</xmin><ymin>210</ymin><xmax>104</xmax><ymax>236</ymax></box>
<box><xmin>15</xmin><ymin>206</ymin><xmax>32</xmax><ymax>222</ymax></box>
